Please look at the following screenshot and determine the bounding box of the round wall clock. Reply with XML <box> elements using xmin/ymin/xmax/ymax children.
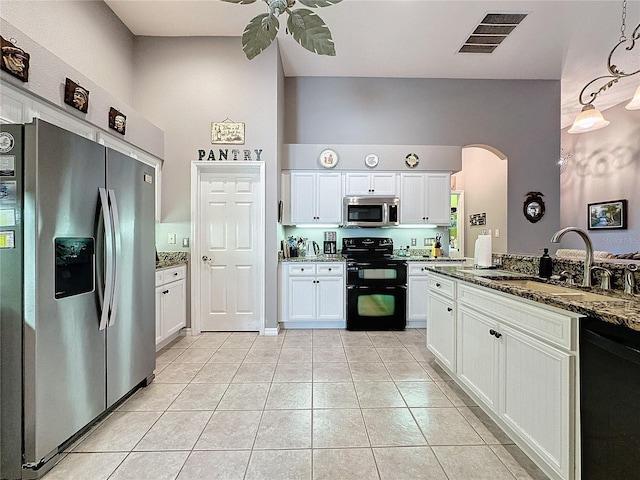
<box><xmin>405</xmin><ymin>153</ymin><xmax>419</xmax><ymax>168</ymax></box>
<box><xmin>365</xmin><ymin>153</ymin><xmax>379</xmax><ymax>168</ymax></box>
<box><xmin>318</xmin><ymin>148</ymin><xmax>339</xmax><ymax>168</ymax></box>
<box><xmin>523</xmin><ymin>191</ymin><xmax>545</xmax><ymax>223</ymax></box>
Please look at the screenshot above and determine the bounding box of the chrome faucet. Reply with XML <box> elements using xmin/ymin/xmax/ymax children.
<box><xmin>551</xmin><ymin>227</ymin><xmax>594</xmax><ymax>287</ymax></box>
<box><xmin>591</xmin><ymin>266</ymin><xmax>612</xmax><ymax>290</ymax></box>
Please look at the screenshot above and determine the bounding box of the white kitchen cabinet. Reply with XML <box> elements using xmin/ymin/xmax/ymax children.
<box><xmin>281</xmin><ymin>262</ymin><xmax>345</xmax><ymax>328</ymax></box>
<box><xmin>426</xmin><ymin>272</ymin><xmax>457</xmax><ymax>371</ymax></box>
<box><xmin>290</xmin><ymin>171</ymin><xmax>342</xmax><ymax>224</ymax></box>
<box><xmin>155</xmin><ymin>265</ymin><xmax>187</xmax><ymax>350</ymax></box>
<box><xmin>400</xmin><ymin>172</ymin><xmax>451</xmax><ymax>225</ymax></box>
<box><xmin>428</xmin><ymin>272</ymin><xmax>578</xmax><ymax>480</ymax></box>
<box><xmin>345</xmin><ymin>172</ymin><xmax>397</xmax><ymax>196</ymax></box>
<box><xmin>407</xmin><ymin>261</ymin><xmax>465</xmax><ymax>328</ymax></box>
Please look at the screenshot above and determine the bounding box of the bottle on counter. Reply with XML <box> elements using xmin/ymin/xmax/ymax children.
<box><xmin>539</xmin><ymin>248</ymin><xmax>552</xmax><ymax>278</ymax></box>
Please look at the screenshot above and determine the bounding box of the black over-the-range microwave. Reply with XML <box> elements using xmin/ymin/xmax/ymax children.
<box><xmin>343</xmin><ymin>196</ymin><xmax>400</xmax><ymax>227</ymax></box>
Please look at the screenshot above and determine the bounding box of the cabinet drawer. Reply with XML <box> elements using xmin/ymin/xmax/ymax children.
<box><xmin>317</xmin><ymin>263</ymin><xmax>344</xmax><ymax>276</ymax></box>
<box><xmin>458</xmin><ymin>283</ymin><xmax>576</xmax><ymax>350</ymax></box>
<box><xmin>408</xmin><ymin>263</ymin><xmax>431</xmax><ymax>276</ymax></box>
<box><xmin>427</xmin><ymin>273</ymin><xmax>456</xmax><ymax>299</ymax></box>
<box><xmin>156</xmin><ymin>265</ymin><xmax>186</xmax><ymax>286</ymax></box>
<box><xmin>287</xmin><ymin>263</ymin><xmax>317</xmax><ymax>276</ymax></box>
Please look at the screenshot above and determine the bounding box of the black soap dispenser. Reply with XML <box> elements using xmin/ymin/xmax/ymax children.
<box><xmin>539</xmin><ymin>248</ymin><xmax>552</xmax><ymax>278</ymax></box>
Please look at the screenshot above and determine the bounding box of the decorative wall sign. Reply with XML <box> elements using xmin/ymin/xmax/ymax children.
<box><xmin>318</xmin><ymin>148</ymin><xmax>338</xmax><ymax>168</ymax></box>
<box><xmin>405</xmin><ymin>153</ymin><xmax>419</xmax><ymax>168</ymax></box>
<box><xmin>109</xmin><ymin>107</ymin><xmax>126</xmax><ymax>135</ymax></box>
<box><xmin>523</xmin><ymin>191</ymin><xmax>545</xmax><ymax>223</ymax></box>
<box><xmin>588</xmin><ymin>199</ymin><xmax>627</xmax><ymax>230</ymax></box>
<box><xmin>212</xmin><ymin>121</ymin><xmax>245</xmax><ymax>144</ymax></box>
<box><xmin>469</xmin><ymin>212</ymin><xmax>486</xmax><ymax>227</ymax></box>
<box><xmin>64</xmin><ymin>78</ymin><xmax>89</xmax><ymax>113</ymax></box>
<box><xmin>197</xmin><ymin>148</ymin><xmax>263</xmax><ymax>161</ymax></box>
<box><xmin>1</xmin><ymin>36</ymin><xmax>30</xmax><ymax>82</ymax></box>
<box><xmin>365</xmin><ymin>153</ymin><xmax>379</xmax><ymax>168</ymax></box>
<box><xmin>0</xmin><ymin>133</ymin><xmax>15</xmax><ymax>154</ymax></box>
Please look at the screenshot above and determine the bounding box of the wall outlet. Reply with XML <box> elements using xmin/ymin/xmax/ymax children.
<box><xmin>168</xmin><ymin>233</ymin><xmax>176</xmax><ymax>245</ymax></box>
<box><xmin>182</xmin><ymin>237</ymin><xmax>190</xmax><ymax>247</ymax></box>
<box><xmin>495</xmin><ymin>229</ymin><xmax>500</xmax><ymax>238</ymax></box>
<box><xmin>411</xmin><ymin>238</ymin><xmax>417</xmax><ymax>246</ymax></box>
<box><xmin>424</xmin><ymin>238</ymin><xmax>430</xmax><ymax>246</ymax></box>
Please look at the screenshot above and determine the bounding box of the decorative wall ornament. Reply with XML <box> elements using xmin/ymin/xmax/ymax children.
<box><xmin>220</xmin><ymin>0</ymin><xmax>342</xmax><ymax>60</ymax></box>
<box><xmin>109</xmin><ymin>107</ymin><xmax>126</xmax><ymax>135</ymax></box>
<box><xmin>1</xmin><ymin>36</ymin><xmax>30</xmax><ymax>82</ymax></box>
<box><xmin>588</xmin><ymin>199</ymin><xmax>627</xmax><ymax>230</ymax></box>
<box><xmin>523</xmin><ymin>191</ymin><xmax>545</xmax><ymax>223</ymax></box>
<box><xmin>405</xmin><ymin>153</ymin><xmax>419</xmax><ymax>168</ymax></box>
<box><xmin>364</xmin><ymin>153</ymin><xmax>378</xmax><ymax>168</ymax></box>
<box><xmin>318</xmin><ymin>148</ymin><xmax>338</xmax><ymax>168</ymax></box>
<box><xmin>212</xmin><ymin>120</ymin><xmax>245</xmax><ymax>144</ymax></box>
<box><xmin>64</xmin><ymin>78</ymin><xmax>89</xmax><ymax>113</ymax></box>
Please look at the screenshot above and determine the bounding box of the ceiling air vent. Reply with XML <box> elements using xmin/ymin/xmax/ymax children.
<box><xmin>458</xmin><ymin>12</ymin><xmax>528</xmax><ymax>54</ymax></box>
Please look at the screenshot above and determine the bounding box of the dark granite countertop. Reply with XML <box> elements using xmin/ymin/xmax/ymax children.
<box><xmin>427</xmin><ymin>266</ymin><xmax>640</xmax><ymax>332</ymax></box>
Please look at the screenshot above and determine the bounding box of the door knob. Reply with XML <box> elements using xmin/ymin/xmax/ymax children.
<box><xmin>202</xmin><ymin>255</ymin><xmax>210</xmax><ymax>262</ymax></box>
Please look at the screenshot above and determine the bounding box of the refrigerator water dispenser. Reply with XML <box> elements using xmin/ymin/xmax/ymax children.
<box><xmin>54</xmin><ymin>237</ymin><xmax>94</xmax><ymax>299</ymax></box>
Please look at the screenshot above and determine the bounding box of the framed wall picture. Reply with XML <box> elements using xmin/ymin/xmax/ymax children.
<box><xmin>64</xmin><ymin>78</ymin><xmax>89</xmax><ymax>113</ymax></box>
<box><xmin>587</xmin><ymin>199</ymin><xmax>627</xmax><ymax>230</ymax></box>
<box><xmin>108</xmin><ymin>107</ymin><xmax>126</xmax><ymax>135</ymax></box>
<box><xmin>212</xmin><ymin>121</ymin><xmax>245</xmax><ymax>144</ymax></box>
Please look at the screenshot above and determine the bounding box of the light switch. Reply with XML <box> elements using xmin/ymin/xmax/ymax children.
<box><xmin>495</xmin><ymin>229</ymin><xmax>500</xmax><ymax>238</ymax></box>
<box><xmin>182</xmin><ymin>237</ymin><xmax>190</xmax><ymax>247</ymax></box>
<box><xmin>411</xmin><ymin>238</ymin><xmax>417</xmax><ymax>246</ymax></box>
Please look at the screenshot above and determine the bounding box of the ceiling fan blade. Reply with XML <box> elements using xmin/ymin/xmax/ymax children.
<box><xmin>287</xmin><ymin>9</ymin><xmax>336</xmax><ymax>56</ymax></box>
<box><xmin>220</xmin><ymin>0</ymin><xmax>259</xmax><ymax>4</ymax></box>
<box><xmin>242</xmin><ymin>13</ymin><xmax>280</xmax><ymax>60</ymax></box>
<box><xmin>297</xmin><ymin>0</ymin><xmax>342</xmax><ymax>7</ymax></box>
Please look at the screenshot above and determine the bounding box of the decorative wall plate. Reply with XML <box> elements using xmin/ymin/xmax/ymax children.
<box><xmin>405</xmin><ymin>153</ymin><xmax>419</xmax><ymax>168</ymax></box>
<box><xmin>523</xmin><ymin>191</ymin><xmax>545</xmax><ymax>223</ymax></box>
<box><xmin>365</xmin><ymin>153</ymin><xmax>378</xmax><ymax>168</ymax></box>
<box><xmin>318</xmin><ymin>148</ymin><xmax>338</xmax><ymax>168</ymax></box>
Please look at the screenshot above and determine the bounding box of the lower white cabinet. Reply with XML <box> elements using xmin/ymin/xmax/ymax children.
<box><xmin>427</xmin><ymin>271</ymin><xmax>578</xmax><ymax>480</ymax></box>
<box><xmin>155</xmin><ymin>265</ymin><xmax>187</xmax><ymax>350</ymax></box>
<box><xmin>281</xmin><ymin>262</ymin><xmax>345</xmax><ymax>328</ymax></box>
<box><xmin>407</xmin><ymin>261</ymin><xmax>465</xmax><ymax>328</ymax></box>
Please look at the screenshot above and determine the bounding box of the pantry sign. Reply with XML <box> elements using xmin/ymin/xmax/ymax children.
<box><xmin>197</xmin><ymin>148</ymin><xmax>263</xmax><ymax>162</ymax></box>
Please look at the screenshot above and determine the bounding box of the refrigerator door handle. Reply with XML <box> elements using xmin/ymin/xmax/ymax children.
<box><xmin>107</xmin><ymin>189</ymin><xmax>121</xmax><ymax>327</ymax></box>
<box><xmin>99</xmin><ymin>187</ymin><xmax>113</xmax><ymax>331</ymax></box>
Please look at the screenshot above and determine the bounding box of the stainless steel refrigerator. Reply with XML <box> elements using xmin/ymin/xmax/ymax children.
<box><xmin>0</xmin><ymin>119</ymin><xmax>156</xmax><ymax>479</ymax></box>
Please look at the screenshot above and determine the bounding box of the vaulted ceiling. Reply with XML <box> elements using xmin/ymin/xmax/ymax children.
<box><xmin>105</xmin><ymin>0</ymin><xmax>640</xmax><ymax>128</ymax></box>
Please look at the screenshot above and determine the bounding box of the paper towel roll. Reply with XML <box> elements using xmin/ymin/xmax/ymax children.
<box><xmin>474</xmin><ymin>234</ymin><xmax>492</xmax><ymax>267</ymax></box>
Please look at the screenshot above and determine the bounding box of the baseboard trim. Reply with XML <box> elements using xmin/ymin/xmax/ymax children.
<box><xmin>280</xmin><ymin>320</ymin><xmax>347</xmax><ymax>330</ymax></box>
<box><xmin>263</xmin><ymin>326</ymin><xmax>280</xmax><ymax>336</ymax></box>
<box><xmin>406</xmin><ymin>320</ymin><xmax>426</xmax><ymax>329</ymax></box>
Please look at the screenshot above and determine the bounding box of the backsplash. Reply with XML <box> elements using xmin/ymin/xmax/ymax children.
<box><xmin>494</xmin><ymin>253</ymin><xmax>639</xmax><ymax>292</ymax></box>
<box><xmin>157</xmin><ymin>251</ymin><xmax>189</xmax><ymax>268</ymax></box>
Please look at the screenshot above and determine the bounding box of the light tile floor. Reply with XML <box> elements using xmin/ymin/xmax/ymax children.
<box><xmin>42</xmin><ymin>329</ymin><xmax>549</xmax><ymax>480</ymax></box>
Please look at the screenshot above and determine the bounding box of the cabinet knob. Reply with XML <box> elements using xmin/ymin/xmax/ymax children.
<box><xmin>328</xmin><ymin>268</ymin><xmax>332</xmax><ymax>271</ymax></box>
<box><xmin>494</xmin><ymin>332</ymin><xmax>502</xmax><ymax>339</ymax></box>
<box><xmin>489</xmin><ymin>329</ymin><xmax>496</xmax><ymax>336</ymax></box>
<box><xmin>162</xmin><ymin>290</ymin><xmax>169</xmax><ymax>295</ymax></box>
<box><xmin>436</xmin><ymin>283</ymin><xmax>441</xmax><ymax>287</ymax></box>
<box><xmin>301</xmin><ymin>268</ymin><xmax>304</xmax><ymax>272</ymax></box>
<box><xmin>173</xmin><ymin>272</ymin><xmax>178</xmax><ymax>276</ymax></box>
<box><xmin>447</xmin><ymin>307</ymin><xmax>453</xmax><ymax>312</ymax></box>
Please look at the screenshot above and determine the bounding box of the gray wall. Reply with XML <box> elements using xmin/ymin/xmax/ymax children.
<box><xmin>284</xmin><ymin>77</ymin><xmax>561</xmax><ymax>254</ymax></box>
<box><xmin>132</xmin><ymin>36</ymin><xmax>281</xmax><ymax>329</ymax></box>
<box><xmin>561</xmin><ymin>101</ymin><xmax>640</xmax><ymax>255</ymax></box>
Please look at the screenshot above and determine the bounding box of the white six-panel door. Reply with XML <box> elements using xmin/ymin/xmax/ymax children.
<box><xmin>198</xmin><ymin>170</ymin><xmax>261</xmax><ymax>331</ymax></box>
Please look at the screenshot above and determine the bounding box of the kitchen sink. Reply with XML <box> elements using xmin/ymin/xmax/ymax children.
<box><xmin>497</xmin><ymin>279</ymin><xmax>623</xmax><ymax>303</ymax></box>
<box><xmin>459</xmin><ymin>269</ymin><xmax>532</xmax><ymax>279</ymax></box>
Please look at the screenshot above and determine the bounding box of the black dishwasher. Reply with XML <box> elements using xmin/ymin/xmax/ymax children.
<box><xmin>580</xmin><ymin>317</ymin><xmax>640</xmax><ymax>479</ymax></box>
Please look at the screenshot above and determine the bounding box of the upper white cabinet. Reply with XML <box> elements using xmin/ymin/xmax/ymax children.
<box><xmin>345</xmin><ymin>172</ymin><xmax>397</xmax><ymax>196</ymax></box>
<box><xmin>400</xmin><ymin>173</ymin><xmax>451</xmax><ymax>225</ymax></box>
<box><xmin>290</xmin><ymin>171</ymin><xmax>342</xmax><ymax>224</ymax></box>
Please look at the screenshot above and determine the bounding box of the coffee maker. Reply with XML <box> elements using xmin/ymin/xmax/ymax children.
<box><xmin>323</xmin><ymin>231</ymin><xmax>337</xmax><ymax>256</ymax></box>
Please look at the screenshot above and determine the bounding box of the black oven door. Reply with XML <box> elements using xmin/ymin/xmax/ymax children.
<box><xmin>346</xmin><ymin>285</ymin><xmax>406</xmax><ymax>331</ymax></box>
<box><xmin>346</xmin><ymin>261</ymin><xmax>407</xmax><ymax>286</ymax></box>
